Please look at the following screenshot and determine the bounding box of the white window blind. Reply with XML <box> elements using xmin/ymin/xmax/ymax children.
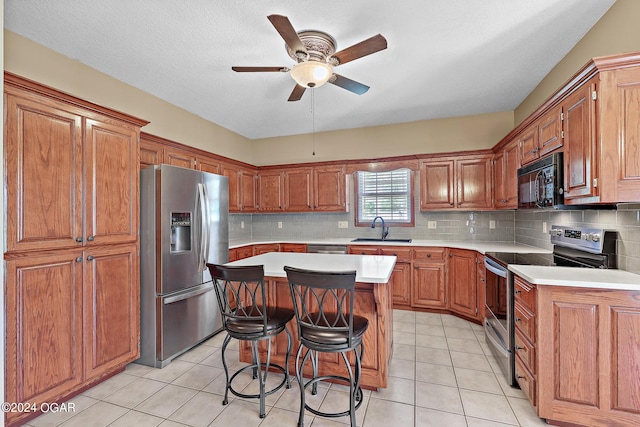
<box><xmin>357</xmin><ymin>168</ymin><xmax>412</xmax><ymax>224</ymax></box>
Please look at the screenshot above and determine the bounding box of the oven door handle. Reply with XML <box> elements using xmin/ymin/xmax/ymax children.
<box><xmin>484</xmin><ymin>259</ymin><xmax>508</xmax><ymax>278</ymax></box>
<box><xmin>485</xmin><ymin>320</ymin><xmax>510</xmax><ymax>358</ymax></box>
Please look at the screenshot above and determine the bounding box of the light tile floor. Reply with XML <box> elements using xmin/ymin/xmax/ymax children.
<box><xmin>26</xmin><ymin>310</ymin><xmax>547</xmax><ymax>427</ymax></box>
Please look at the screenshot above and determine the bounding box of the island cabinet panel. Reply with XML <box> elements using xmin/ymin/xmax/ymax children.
<box><xmin>239</xmin><ymin>278</ymin><xmax>392</xmax><ymax>390</ymax></box>
<box><xmin>537</xmin><ymin>286</ymin><xmax>640</xmax><ymax>427</ymax></box>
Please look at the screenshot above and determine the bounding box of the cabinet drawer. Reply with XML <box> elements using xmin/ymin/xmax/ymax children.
<box><xmin>514</xmin><ymin>329</ymin><xmax>536</xmax><ymax>374</ymax></box>
<box><xmin>280</xmin><ymin>243</ymin><xmax>306</xmax><ymax>253</ymax></box>
<box><xmin>514</xmin><ymin>302</ymin><xmax>536</xmax><ymax>344</ymax></box>
<box><xmin>236</xmin><ymin>246</ymin><xmax>254</xmax><ymax>259</ymax></box>
<box><xmin>514</xmin><ymin>275</ymin><xmax>536</xmax><ymax>312</ymax></box>
<box><xmin>515</xmin><ymin>357</ymin><xmax>536</xmax><ymax>407</ymax></box>
<box><xmin>412</xmin><ymin>247</ymin><xmax>445</xmax><ymax>262</ymax></box>
<box><xmin>348</xmin><ymin>246</ymin><xmax>380</xmax><ymax>256</ymax></box>
<box><xmin>379</xmin><ymin>247</ymin><xmax>412</xmax><ymax>262</ymax></box>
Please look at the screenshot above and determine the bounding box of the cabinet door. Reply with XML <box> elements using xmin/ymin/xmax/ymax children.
<box><xmin>447</xmin><ymin>249</ymin><xmax>478</xmax><ymax>319</ymax></box>
<box><xmin>240</xmin><ymin>169</ymin><xmax>258</xmax><ymax>211</ymax></box>
<box><xmin>563</xmin><ymin>82</ymin><xmax>597</xmax><ymax>201</ymax></box>
<box><xmin>519</xmin><ymin>126</ymin><xmax>539</xmax><ymax>165</ymax></box>
<box><xmin>196</xmin><ymin>156</ymin><xmax>221</xmax><ymax>174</ymax></box>
<box><xmin>538</xmin><ymin>105</ymin><xmax>563</xmax><ymax>157</ymax></box>
<box><xmin>493</xmin><ymin>151</ymin><xmax>506</xmax><ymax>208</ymax></box>
<box><xmin>139</xmin><ymin>141</ymin><xmax>162</xmax><ymax>169</ymax></box>
<box><xmin>313</xmin><ymin>165</ymin><xmax>346</xmax><ymax>211</ymax></box>
<box><xmin>420</xmin><ymin>160</ymin><xmax>455</xmax><ymax>209</ymax></box>
<box><xmin>389</xmin><ymin>262</ymin><xmax>411</xmax><ymax>307</ymax></box>
<box><xmin>221</xmin><ymin>163</ymin><xmax>241</xmax><ymax>212</ymax></box>
<box><xmin>84</xmin><ymin>244</ymin><xmax>139</xmax><ymax>380</ymax></box>
<box><xmin>503</xmin><ymin>141</ymin><xmax>521</xmax><ymax>207</ymax></box>
<box><xmin>84</xmin><ymin>118</ymin><xmax>139</xmax><ymax>246</ymax></box>
<box><xmin>284</xmin><ymin>168</ymin><xmax>313</xmax><ymax>211</ymax></box>
<box><xmin>5</xmin><ymin>251</ymin><xmax>84</xmax><ymax>424</ymax></box>
<box><xmin>476</xmin><ymin>254</ymin><xmax>486</xmax><ymax>321</ymax></box>
<box><xmin>164</xmin><ymin>148</ymin><xmax>196</xmax><ymax>169</ymax></box>
<box><xmin>258</xmin><ymin>171</ymin><xmax>284</xmax><ymax>211</ymax></box>
<box><xmin>4</xmin><ymin>93</ymin><xmax>83</xmax><ymax>253</ymax></box>
<box><xmin>457</xmin><ymin>157</ymin><xmax>493</xmax><ymax>209</ymax></box>
<box><xmin>412</xmin><ymin>262</ymin><xmax>446</xmax><ymax>309</ymax></box>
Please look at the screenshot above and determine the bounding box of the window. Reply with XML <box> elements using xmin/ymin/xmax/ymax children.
<box><xmin>355</xmin><ymin>168</ymin><xmax>413</xmax><ymax>226</ymax></box>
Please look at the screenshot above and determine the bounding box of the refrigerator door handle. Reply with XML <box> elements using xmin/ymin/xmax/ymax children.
<box><xmin>202</xmin><ymin>183</ymin><xmax>211</xmax><ymax>267</ymax></box>
<box><xmin>163</xmin><ymin>283</ymin><xmax>214</xmax><ymax>305</ymax></box>
<box><xmin>196</xmin><ymin>183</ymin><xmax>209</xmax><ymax>272</ymax></box>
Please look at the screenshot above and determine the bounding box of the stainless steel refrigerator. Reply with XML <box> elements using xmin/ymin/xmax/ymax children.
<box><xmin>138</xmin><ymin>164</ymin><xmax>228</xmax><ymax>367</ymax></box>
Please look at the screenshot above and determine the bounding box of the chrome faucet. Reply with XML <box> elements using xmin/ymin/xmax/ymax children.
<box><xmin>371</xmin><ymin>216</ymin><xmax>389</xmax><ymax>240</ymax></box>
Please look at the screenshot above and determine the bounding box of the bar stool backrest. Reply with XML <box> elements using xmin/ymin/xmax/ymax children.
<box><xmin>284</xmin><ymin>266</ymin><xmax>358</xmax><ymax>350</ymax></box>
<box><xmin>207</xmin><ymin>264</ymin><xmax>268</xmax><ymax>336</ymax></box>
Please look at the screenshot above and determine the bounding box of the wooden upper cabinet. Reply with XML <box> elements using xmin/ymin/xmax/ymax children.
<box><xmin>84</xmin><ymin>118</ymin><xmax>139</xmax><ymax>246</ymax></box>
<box><xmin>221</xmin><ymin>163</ymin><xmax>241</xmax><ymax>212</ymax></box>
<box><xmin>457</xmin><ymin>157</ymin><xmax>493</xmax><ymax>209</ymax></box>
<box><xmin>519</xmin><ymin>126</ymin><xmax>539</xmax><ymax>166</ymax></box>
<box><xmin>284</xmin><ymin>167</ymin><xmax>313</xmax><ymax>211</ymax></box>
<box><xmin>196</xmin><ymin>156</ymin><xmax>221</xmax><ymax>175</ymax></box>
<box><xmin>494</xmin><ymin>140</ymin><xmax>520</xmax><ymax>209</ymax></box>
<box><xmin>139</xmin><ymin>139</ymin><xmax>162</xmax><ymax>169</ymax></box>
<box><xmin>420</xmin><ymin>155</ymin><xmax>492</xmax><ymax>210</ymax></box>
<box><xmin>163</xmin><ymin>147</ymin><xmax>196</xmax><ymax>169</ymax></box>
<box><xmin>4</xmin><ymin>92</ymin><xmax>84</xmax><ymax>253</ymax></box>
<box><xmin>240</xmin><ymin>168</ymin><xmax>258</xmax><ymax>211</ymax></box>
<box><xmin>420</xmin><ymin>159</ymin><xmax>455</xmax><ymax>209</ymax></box>
<box><xmin>313</xmin><ymin>165</ymin><xmax>347</xmax><ymax>211</ymax></box>
<box><xmin>563</xmin><ymin>81</ymin><xmax>597</xmax><ymax>201</ymax></box>
<box><xmin>537</xmin><ymin>105</ymin><xmax>563</xmax><ymax>157</ymax></box>
<box><xmin>4</xmin><ymin>87</ymin><xmax>140</xmax><ymax>252</ymax></box>
<box><xmin>258</xmin><ymin>170</ymin><xmax>284</xmax><ymax>211</ymax></box>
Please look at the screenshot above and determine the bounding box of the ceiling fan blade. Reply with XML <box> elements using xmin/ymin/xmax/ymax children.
<box><xmin>331</xmin><ymin>34</ymin><xmax>387</xmax><ymax>66</ymax></box>
<box><xmin>288</xmin><ymin>84</ymin><xmax>306</xmax><ymax>102</ymax></box>
<box><xmin>329</xmin><ymin>74</ymin><xmax>370</xmax><ymax>95</ymax></box>
<box><xmin>232</xmin><ymin>66</ymin><xmax>288</xmax><ymax>72</ymax></box>
<box><xmin>267</xmin><ymin>15</ymin><xmax>307</xmax><ymax>56</ymax></box>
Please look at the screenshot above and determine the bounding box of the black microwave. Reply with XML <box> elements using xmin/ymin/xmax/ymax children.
<box><xmin>517</xmin><ymin>153</ymin><xmax>564</xmax><ymax>209</ymax></box>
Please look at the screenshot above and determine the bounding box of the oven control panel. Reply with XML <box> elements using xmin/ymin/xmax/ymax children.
<box><xmin>549</xmin><ymin>225</ymin><xmax>609</xmax><ymax>254</ymax></box>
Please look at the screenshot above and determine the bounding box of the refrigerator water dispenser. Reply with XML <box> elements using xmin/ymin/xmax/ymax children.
<box><xmin>170</xmin><ymin>212</ymin><xmax>192</xmax><ymax>252</ymax></box>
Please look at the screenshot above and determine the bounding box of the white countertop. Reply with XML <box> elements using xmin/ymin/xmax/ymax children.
<box><xmin>226</xmin><ymin>252</ymin><xmax>396</xmax><ymax>284</ymax></box>
<box><xmin>509</xmin><ymin>265</ymin><xmax>640</xmax><ymax>291</ymax></box>
<box><xmin>229</xmin><ymin>238</ymin><xmax>551</xmax><ymax>255</ymax></box>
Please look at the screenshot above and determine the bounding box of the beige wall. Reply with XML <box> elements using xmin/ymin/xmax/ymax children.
<box><xmin>251</xmin><ymin>111</ymin><xmax>514</xmax><ymax>165</ymax></box>
<box><xmin>515</xmin><ymin>0</ymin><xmax>640</xmax><ymax>124</ymax></box>
<box><xmin>3</xmin><ymin>30</ymin><xmax>254</xmax><ymax>164</ymax></box>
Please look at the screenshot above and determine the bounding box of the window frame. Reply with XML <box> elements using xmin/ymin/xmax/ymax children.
<box><xmin>354</xmin><ymin>168</ymin><xmax>415</xmax><ymax>227</ymax></box>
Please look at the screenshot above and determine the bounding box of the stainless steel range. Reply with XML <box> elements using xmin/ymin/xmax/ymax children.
<box><xmin>483</xmin><ymin>225</ymin><xmax>616</xmax><ymax>386</ymax></box>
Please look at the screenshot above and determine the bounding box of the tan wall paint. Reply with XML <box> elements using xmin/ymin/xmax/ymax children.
<box><xmin>250</xmin><ymin>111</ymin><xmax>514</xmax><ymax>165</ymax></box>
<box><xmin>515</xmin><ymin>0</ymin><xmax>640</xmax><ymax>124</ymax></box>
<box><xmin>3</xmin><ymin>30</ymin><xmax>254</xmax><ymax>163</ymax></box>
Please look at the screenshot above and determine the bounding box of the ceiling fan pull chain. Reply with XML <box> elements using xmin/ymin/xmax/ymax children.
<box><xmin>311</xmin><ymin>88</ymin><xmax>316</xmax><ymax>156</ymax></box>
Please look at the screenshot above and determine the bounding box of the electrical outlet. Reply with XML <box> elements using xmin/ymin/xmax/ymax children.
<box><xmin>338</xmin><ymin>221</ymin><xmax>348</xmax><ymax>229</ymax></box>
<box><xmin>428</xmin><ymin>221</ymin><xmax>437</xmax><ymax>229</ymax></box>
<box><xmin>241</xmin><ymin>221</ymin><xmax>244</xmax><ymax>229</ymax></box>
<box><xmin>542</xmin><ymin>222</ymin><xmax>547</xmax><ymax>233</ymax></box>
<box><xmin>489</xmin><ymin>220</ymin><xmax>496</xmax><ymax>229</ymax></box>
<box><xmin>278</xmin><ymin>222</ymin><xmax>283</xmax><ymax>229</ymax></box>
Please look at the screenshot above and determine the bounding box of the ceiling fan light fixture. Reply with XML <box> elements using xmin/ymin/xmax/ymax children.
<box><xmin>290</xmin><ymin>61</ymin><xmax>332</xmax><ymax>88</ymax></box>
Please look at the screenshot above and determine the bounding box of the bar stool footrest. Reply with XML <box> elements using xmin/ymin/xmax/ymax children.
<box><xmin>301</xmin><ymin>374</ymin><xmax>364</xmax><ymax>418</ymax></box>
<box><xmin>227</xmin><ymin>363</ymin><xmax>290</xmax><ymax>400</ymax></box>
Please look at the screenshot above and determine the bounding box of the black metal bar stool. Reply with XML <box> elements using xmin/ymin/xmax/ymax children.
<box><xmin>284</xmin><ymin>266</ymin><xmax>369</xmax><ymax>427</ymax></box>
<box><xmin>207</xmin><ymin>263</ymin><xmax>294</xmax><ymax>418</ymax></box>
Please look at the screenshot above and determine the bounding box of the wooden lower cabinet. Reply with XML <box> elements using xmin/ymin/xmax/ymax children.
<box><xmin>412</xmin><ymin>248</ymin><xmax>447</xmax><ymax>309</ymax></box>
<box><xmin>514</xmin><ymin>279</ymin><xmax>640</xmax><ymax>426</ymax></box>
<box><xmin>447</xmin><ymin>249</ymin><xmax>479</xmax><ymax>319</ymax></box>
<box><xmin>5</xmin><ymin>244</ymin><xmax>139</xmax><ymax>427</ymax></box>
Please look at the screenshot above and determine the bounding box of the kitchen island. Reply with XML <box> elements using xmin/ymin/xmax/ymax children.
<box><xmin>226</xmin><ymin>252</ymin><xmax>397</xmax><ymax>390</ymax></box>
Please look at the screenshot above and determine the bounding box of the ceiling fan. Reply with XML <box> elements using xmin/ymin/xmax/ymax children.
<box><xmin>232</xmin><ymin>14</ymin><xmax>387</xmax><ymax>101</ymax></box>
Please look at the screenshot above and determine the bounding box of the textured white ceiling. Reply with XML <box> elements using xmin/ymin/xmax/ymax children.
<box><xmin>5</xmin><ymin>0</ymin><xmax>615</xmax><ymax>139</ymax></box>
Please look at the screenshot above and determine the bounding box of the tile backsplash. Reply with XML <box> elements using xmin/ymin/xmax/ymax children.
<box><xmin>230</xmin><ymin>204</ymin><xmax>640</xmax><ymax>274</ymax></box>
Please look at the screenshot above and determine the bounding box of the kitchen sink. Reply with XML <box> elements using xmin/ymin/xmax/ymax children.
<box><xmin>351</xmin><ymin>238</ymin><xmax>412</xmax><ymax>243</ymax></box>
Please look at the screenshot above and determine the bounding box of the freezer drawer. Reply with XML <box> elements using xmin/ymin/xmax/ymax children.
<box><xmin>157</xmin><ymin>283</ymin><xmax>222</xmax><ymax>365</ymax></box>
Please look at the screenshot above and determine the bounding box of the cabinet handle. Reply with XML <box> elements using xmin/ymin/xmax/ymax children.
<box><xmin>514</xmin><ymin>289</ymin><xmax>521</xmax><ymax>295</ymax></box>
<box><xmin>515</xmin><ymin>346</ymin><xmax>524</xmax><ymax>351</ymax></box>
<box><xmin>76</xmin><ymin>237</ymin><xmax>83</xmax><ymax>242</ymax></box>
<box><xmin>87</xmin><ymin>235</ymin><xmax>95</xmax><ymax>242</ymax></box>
<box><xmin>87</xmin><ymin>255</ymin><xmax>95</xmax><ymax>261</ymax></box>
<box><xmin>515</xmin><ymin>317</ymin><xmax>521</xmax><ymax>323</ymax></box>
<box><xmin>516</xmin><ymin>375</ymin><xmax>525</xmax><ymax>380</ymax></box>
<box><xmin>427</xmin><ymin>254</ymin><xmax>431</xmax><ymax>258</ymax></box>
<box><xmin>450</xmin><ymin>202</ymin><xmax>454</xmax><ymax>206</ymax></box>
<box><xmin>76</xmin><ymin>257</ymin><xmax>83</xmax><ymax>263</ymax></box>
<box><xmin>449</xmin><ymin>253</ymin><xmax>453</xmax><ymax>257</ymax></box>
